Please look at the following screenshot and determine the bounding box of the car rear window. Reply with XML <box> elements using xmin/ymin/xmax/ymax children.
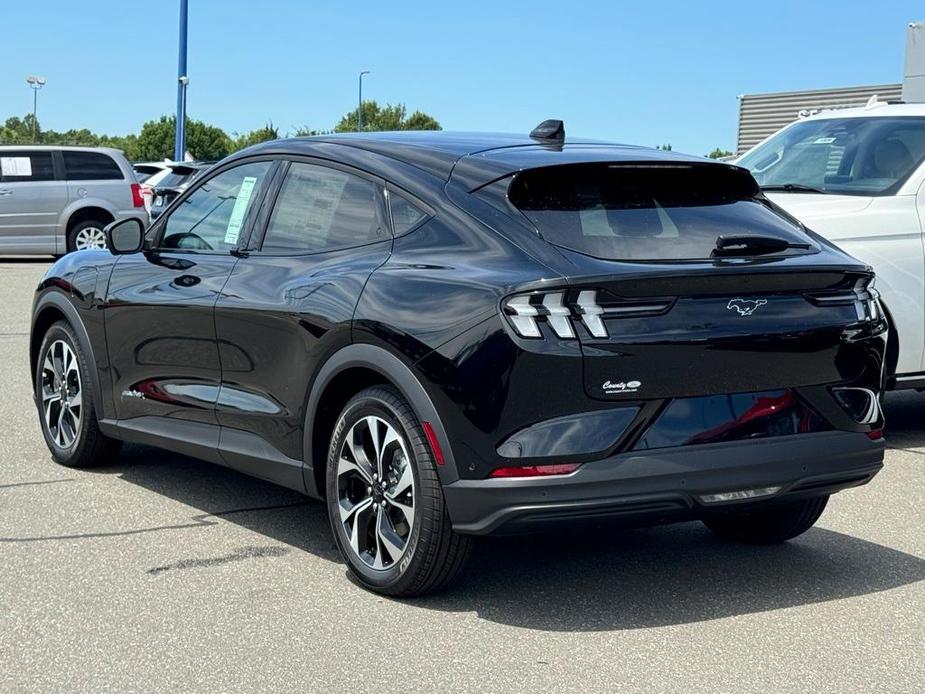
<box><xmin>63</xmin><ymin>151</ymin><xmax>123</xmax><ymax>180</ymax></box>
<box><xmin>507</xmin><ymin>163</ymin><xmax>815</xmax><ymax>261</ymax></box>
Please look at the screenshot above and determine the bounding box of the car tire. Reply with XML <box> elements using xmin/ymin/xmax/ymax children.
<box><xmin>325</xmin><ymin>385</ymin><xmax>471</xmax><ymax>597</ymax></box>
<box><xmin>67</xmin><ymin>220</ymin><xmax>109</xmax><ymax>252</ymax></box>
<box><xmin>35</xmin><ymin>320</ymin><xmax>122</xmax><ymax>467</ymax></box>
<box><xmin>702</xmin><ymin>495</ymin><xmax>829</xmax><ymax>544</ymax></box>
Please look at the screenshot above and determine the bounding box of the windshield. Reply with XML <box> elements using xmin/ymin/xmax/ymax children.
<box><xmin>738</xmin><ymin>116</ymin><xmax>925</xmax><ymax>196</ymax></box>
<box><xmin>507</xmin><ymin>163</ymin><xmax>816</xmax><ymax>261</ymax></box>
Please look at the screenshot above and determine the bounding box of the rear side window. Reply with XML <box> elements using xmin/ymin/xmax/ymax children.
<box><xmin>507</xmin><ymin>163</ymin><xmax>815</xmax><ymax>261</ymax></box>
<box><xmin>389</xmin><ymin>191</ymin><xmax>428</xmax><ymax>235</ymax></box>
<box><xmin>262</xmin><ymin>162</ymin><xmax>387</xmax><ymax>253</ymax></box>
<box><xmin>0</xmin><ymin>151</ymin><xmax>55</xmax><ymax>182</ymax></box>
<box><xmin>62</xmin><ymin>151</ymin><xmax>123</xmax><ymax>180</ymax></box>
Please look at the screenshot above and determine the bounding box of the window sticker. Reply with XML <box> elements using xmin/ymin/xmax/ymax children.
<box><xmin>0</xmin><ymin>156</ymin><xmax>33</xmax><ymax>177</ymax></box>
<box><xmin>304</xmin><ymin>175</ymin><xmax>347</xmax><ymax>237</ymax></box>
<box><xmin>223</xmin><ymin>176</ymin><xmax>259</xmax><ymax>245</ymax></box>
<box><xmin>812</xmin><ymin>137</ymin><xmax>837</xmax><ymax>145</ymax></box>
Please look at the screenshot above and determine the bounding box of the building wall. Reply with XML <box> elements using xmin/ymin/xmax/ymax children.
<box><xmin>736</xmin><ymin>84</ymin><xmax>903</xmax><ymax>154</ymax></box>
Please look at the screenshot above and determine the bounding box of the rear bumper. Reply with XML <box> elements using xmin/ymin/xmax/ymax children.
<box><xmin>442</xmin><ymin>431</ymin><xmax>884</xmax><ymax>535</ymax></box>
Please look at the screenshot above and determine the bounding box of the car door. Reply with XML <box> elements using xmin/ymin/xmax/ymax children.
<box><xmin>213</xmin><ymin>159</ymin><xmax>393</xmax><ymax>484</ymax></box>
<box><xmin>104</xmin><ymin>159</ymin><xmax>276</xmax><ymax>429</ymax></box>
<box><xmin>0</xmin><ymin>149</ymin><xmax>66</xmax><ymax>253</ymax></box>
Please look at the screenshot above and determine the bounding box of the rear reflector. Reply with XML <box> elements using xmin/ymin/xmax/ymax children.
<box><xmin>130</xmin><ymin>182</ymin><xmax>145</xmax><ymax>207</ymax></box>
<box><xmin>698</xmin><ymin>486</ymin><xmax>781</xmax><ymax>504</ymax></box>
<box><xmin>489</xmin><ymin>463</ymin><xmax>580</xmax><ymax>478</ymax></box>
<box><xmin>421</xmin><ymin>421</ymin><xmax>445</xmax><ymax>466</ymax></box>
<box><xmin>866</xmin><ymin>428</ymin><xmax>884</xmax><ymax>441</ymax></box>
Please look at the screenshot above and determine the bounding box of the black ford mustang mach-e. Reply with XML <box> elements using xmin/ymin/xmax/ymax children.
<box><xmin>30</xmin><ymin>123</ymin><xmax>886</xmax><ymax>596</ymax></box>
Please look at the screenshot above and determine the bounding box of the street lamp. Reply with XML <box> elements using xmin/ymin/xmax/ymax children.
<box><xmin>25</xmin><ymin>75</ymin><xmax>46</xmax><ymax>143</ymax></box>
<box><xmin>358</xmin><ymin>71</ymin><xmax>370</xmax><ymax>132</ymax></box>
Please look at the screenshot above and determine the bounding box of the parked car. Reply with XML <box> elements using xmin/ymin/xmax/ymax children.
<box><xmin>30</xmin><ymin>125</ymin><xmax>886</xmax><ymax>597</ymax></box>
<box><xmin>147</xmin><ymin>161</ymin><xmax>210</xmax><ymax>220</ymax></box>
<box><xmin>0</xmin><ymin>145</ymin><xmax>146</xmax><ymax>254</ymax></box>
<box><xmin>132</xmin><ymin>161</ymin><xmax>169</xmax><ymax>183</ymax></box>
<box><xmin>737</xmin><ymin>100</ymin><xmax>925</xmax><ymax>388</ymax></box>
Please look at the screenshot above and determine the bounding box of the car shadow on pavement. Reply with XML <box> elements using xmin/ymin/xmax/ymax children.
<box><xmin>96</xmin><ymin>444</ymin><xmax>342</xmax><ymax>563</ymax></box>
<box><xmin>97</xmin><ymin>442</ymin><xmax>925</xmax><ymax>632</ymax></box>
<box><xmin>415</xmin><ymin>523</ymin><xmax>925</xmax><ymax>631</ymax></box>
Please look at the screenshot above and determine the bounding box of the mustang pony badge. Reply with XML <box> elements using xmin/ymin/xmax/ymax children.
<box><xmin>726</xmin><ymin>298</ymin><xmax>768</xmax><ymax>316</ymax></box>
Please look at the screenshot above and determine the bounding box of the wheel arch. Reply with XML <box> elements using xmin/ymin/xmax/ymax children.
<box><xmin>30</xmin><ymin>293</ymin><xmax>105</xmax><ymax>413</ymax></box>
<box><xmin>65</xmin><ymin>206</ymin><xmax>115</xmax><ymax>247</ymax></box>
<box><xmin>303</xmin><ymin>343</ymin><xmax>460</xmax><ymax>499</ymax></box>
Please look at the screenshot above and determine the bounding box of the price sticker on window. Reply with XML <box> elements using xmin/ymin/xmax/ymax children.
<box><xmin>0</xmin><ymin>157</ymin><xmax>32</xmax><ymax>177</ymax></box>
<box><xmin>224</xmin><ymin>176</ymin><xmax>259</xmax><ymax>245</ymax></box>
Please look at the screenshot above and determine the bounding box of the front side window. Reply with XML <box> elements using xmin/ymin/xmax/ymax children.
<box><xmin>62</xmin><ymin>151</ymin><xmax>123</xmax><ymax>180</ymax></box>
<box><xmin>160</xmin><ymin>161</ymin><xmax>271</xmax><ymax>251</ymax></box>
<box><xmin>0</xmin><ymin>150</ymin><xmax>55</xmax><ymax>182</ymax></box>
<box><xmin>738</xmin><ymin>116</ymin><xmax>925</xmax><ymax>196</ymax></box>
<box><xmin>262</xmin><ymin>162</ymin><xmax>387</xmax><ymax>253</ymax></box>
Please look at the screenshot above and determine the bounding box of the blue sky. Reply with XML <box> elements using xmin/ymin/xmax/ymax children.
<box><xmin>2</xmin><ymin>1</ymin><xmax>921</xmax><ymax>155</ymax></box>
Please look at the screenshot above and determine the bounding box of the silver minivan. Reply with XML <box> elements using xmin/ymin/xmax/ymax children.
<box><xmin>0</xmin><ymin>146</ymin><xmax>147</xmax><ymax>255</ymax></box>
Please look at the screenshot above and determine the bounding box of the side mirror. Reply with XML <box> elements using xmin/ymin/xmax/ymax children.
<box><xmin>105</xmin><ymin>218</ymin><xmax>145</xmax><ymax>255</ymax></box>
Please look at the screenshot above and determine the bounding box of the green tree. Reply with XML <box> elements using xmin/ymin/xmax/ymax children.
<box><xmin>707</xmin><ymin>147</ymin><xmax>734</xmax><ymax>159</ymax></box>
<box><xmin>0</xmin><ymin>116</ymin><xmax>34</xmax><ymax>144</ymax></box>
<box><xmin>135</xmin><ymin>115</ymin><xmax>232</xmax><ymax>161</ymax></box>
<box><xmin>99</xmin><ymin>134</ymin><xmax>140</xmax><ymax>160</ymax></box>
<box><xmin>134</xmin><ymin>116</ymin><xmax>177</xmax><ymax>160</ymax></box>
<box><xmin>334</xmin><ymin>101</ymin><xmax>441</xmax><ymax>132</ymax></box>
<box><xmin>233</xmin><ymin>122</ymin><xmax>279</xmax><ymax>151</ymax></box>
<box><xmin>656</xmin><ymin>143</ymin><xmax>673</xmax><ymax>151</ymax></box>
<box><xmin>292</xmin><ymin>125</ymin><xmax>331</xmax><ymax>137</ymax></box>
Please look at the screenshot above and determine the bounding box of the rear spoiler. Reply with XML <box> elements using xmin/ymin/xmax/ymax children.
<box><xmin>166</xmin><ymin>163</ymin><xmax>202</xmax><ymax>175</ymax></box>
<box><xmin>451</xmin><ymin>147</ymin><xmax>729</xmax><ymax>193</ymax></box>
<box><xmin>450</xmin><ymin>154</ymin><xmax>751</xmax><ymax>193</ymax></box>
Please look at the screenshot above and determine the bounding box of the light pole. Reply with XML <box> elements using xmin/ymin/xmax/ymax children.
<box><xmin>174</xmin><ymin>0</ymin><xmax>189</xmax><ymax>161</ymax></box>
<box><xmin>26</xmin><ymin>75</ymin><xmax>46</xmax><ymax>143</ymax></box>
<box><xmin>358</xmin><ymin>71</ymin><xmax>370</xmax><ymax>132</ymax></box>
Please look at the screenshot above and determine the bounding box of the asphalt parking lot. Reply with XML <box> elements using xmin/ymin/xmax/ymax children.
<box><xmin>0</xmin><ymin>258</ymin><xmax>922</xmax><ymax>693</ymax></box>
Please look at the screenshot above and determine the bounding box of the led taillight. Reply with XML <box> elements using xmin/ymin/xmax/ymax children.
<box><xmin>130</xmin><ymin>183</ymin><xmax>145</xmax><ymax>208</ymax></box>
<box><xmin>807</xmin><ymin>277</ymin><xmax>882</xmax><ymax>323</ymax></box>
<box><xmin>542</xmin><ymin>292</ymin><xmax>574</xmax><ymax>338</ymax></box>
<box><xmin>504</xmin><ymin>295</ymin><xmax>542</xmax><ymax>338</ymax></box>
<box><xmin>576</xmin><ymin>290</ymin><xmax>607</xmax><ymax>337</ymax></box>
<box><xmin>502</xmin><ymin>290</ymin><xmax>607</xmax><ymax>339</ymax></box>
<box><xmin>489</xmin><ymin>463</ymin><xmax>580</xmax><ymax>478</ymax></box>
<box><xmin>502</xmin><ymin>290</ymin><xmax>672</xmax><ymax>340</ymax></box>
